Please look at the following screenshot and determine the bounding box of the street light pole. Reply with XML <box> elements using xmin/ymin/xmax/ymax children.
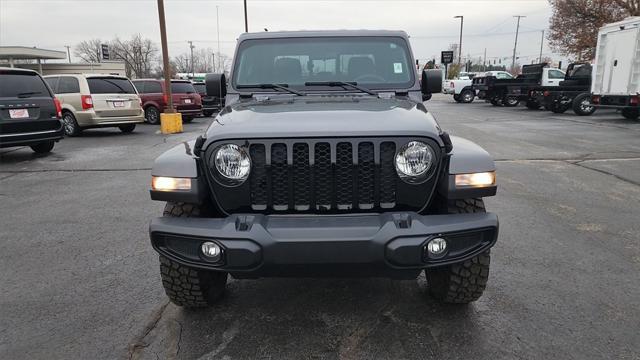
<box><xmin>538</xmin><ymin>29</ymin><xmax>545</xmax><ymax>63</ymax></box>
<box><xmin>216</xmin><ymin>5</ymin><xmax>221</xmax><ymax>71</ymax></box>
<box><xmin>65</xmin><ymin>45</ymin><xmax>71</xmax><ymax>63</ymax></box>
<box><xmin>157</xmin><ymin>0</ymin><xmax>174</xmax><ymax>112</ymax></box>
<box><xmin>454</xmin><ymin>16</ymin><xmax>463</xmax><ymax>65</ymax></box>
<box><xmin>512</xmin><ymin>15</ymin><xmax>526</xmax><ymax>70</ymax></box>
<box><xmin>244</xmin><ymin>0</ymin><xmax>248</xmax><ymax>32</ymax></box>
<box><xmin>188</xmin><ymin>40</ymin><xmax>195</xmax><ymax>79</ymax></box>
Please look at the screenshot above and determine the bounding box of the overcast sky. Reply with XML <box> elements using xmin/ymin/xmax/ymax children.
<box><xmin>0</xmin><ymin>0</ymin><xmax>560</xmax><ymax>65</ymax></box>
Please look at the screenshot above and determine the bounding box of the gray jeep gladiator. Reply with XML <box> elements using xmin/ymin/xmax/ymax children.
<box><xmin>148</xmin><ymin>30</ymin><xmax>498</xmax><ymax>307</ymax></box>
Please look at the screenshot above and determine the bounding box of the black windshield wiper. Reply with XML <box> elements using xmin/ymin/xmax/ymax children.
<box><xmin>17</xmin><ymin>91</ymin><xmax>42</xmax><ymax>98</ymax></box>
<box><xmin>304</xmin><ymin>81</ymin><xmax>377</xmax><ymax>96</ymax></box>
<box><xmin>237</xmin><ymin>83</ymin><xmax>304</xmax><ymax>96</ymax></box>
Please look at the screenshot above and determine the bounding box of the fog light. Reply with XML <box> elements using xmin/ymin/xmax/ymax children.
<box><xmin>426</xmin><ymin>237</ymin><xmax>447</xmax><ymax>258</ymax></box>
<box><xmin>201</xmin><ymin>242</ymin><xmax>222</xmax><ymax>261</ymax></box>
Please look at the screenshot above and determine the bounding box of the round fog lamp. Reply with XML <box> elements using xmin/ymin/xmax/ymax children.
<box><xmin>426</xmin><ymin>237</ymin><xmax>447</xmax><ymax>257</ymax></box>
<box><xmin>201</xmin><ymin>242</ymin><xmax>222</xmax><ymax>261</ymax></box>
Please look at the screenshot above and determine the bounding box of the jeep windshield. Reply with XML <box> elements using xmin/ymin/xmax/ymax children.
<box><xmin>232</xmin><ymin>36</ymin><xmax>415</xmax><ymax>92</ymax></box>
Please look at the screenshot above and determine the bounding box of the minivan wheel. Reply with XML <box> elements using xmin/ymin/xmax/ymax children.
<box><xmin>30</xmin><ymin>141</ymin><xmax>55</xmax><ymax>154</ymax></box>
<box><xmin>62</xmin><ymin>111</ymin><xmax>81</xmax><ymax>136</ymax></box>
<box><xmin>118</xmin><ymin>124</ymin><xmax>136</xmax><ymax>133</ymax></box>
<box><xmin>145</xmin><ymin>106</ymin><xmax>161</xmax><ymax>125</ymax></box>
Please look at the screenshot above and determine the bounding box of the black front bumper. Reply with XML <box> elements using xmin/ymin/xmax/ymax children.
<box><xmin>150</xmin><ymin>212</ymin><xmax>498</xmax><ymax>279</ymax></box>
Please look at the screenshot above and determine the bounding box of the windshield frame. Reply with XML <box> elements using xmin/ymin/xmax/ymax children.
<box><xmin>230</xmin><ymin>35</ymin><xmax>417</xmax><ymax>94</ymax></box>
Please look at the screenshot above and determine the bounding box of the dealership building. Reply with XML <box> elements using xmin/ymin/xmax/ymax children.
<box><xmin>0</xmin><ymin>46</ymin><xmax>126</xmax><ymax>76</ymax></box>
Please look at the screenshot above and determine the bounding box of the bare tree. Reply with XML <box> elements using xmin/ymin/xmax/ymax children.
<box><xmin>111</xmin><ymin>34</ymin><xmax>159</xmax><ymax>78</ymax></box>
<box><xmin>548</xmin><ymin>0</ymin><xmax>640</xmax><ymax>59</ymax></box>
<box><xmin>74</xmin><ymin>39</ymin><xmax>103</xmax><ymax>63</ymax></box>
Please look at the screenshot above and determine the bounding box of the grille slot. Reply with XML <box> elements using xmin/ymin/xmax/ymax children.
<box><xmin>249</xmin><ymin>144</ymin><xmax>267</xmax><ymax>210</ymax></box>
<box><xmin>270</xmin><ymin>143</ymin><xmax>288</xmax><ymax>210</ymax></box>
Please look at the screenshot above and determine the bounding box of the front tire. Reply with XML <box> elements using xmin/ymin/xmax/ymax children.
<box><xmin>30</xmin><ymin>141</ymin><xmax>55</xmax><ymax>153</ymax></box>
<box><xmin>425</xmin><ymin>199</ymin><xmax>491</xmax><ymax>304</ymax></box>
<box><xmin>159</xmin><ymin>202</ymin><xmax>228</xmax><ymax>307</ymax></box>
<box><xmin>502</xmin><ymin>96</ymin><xmax>519</xmax><ymax>107</ymax></box>
<box><xmin>460</xmin><ymin>89</ymin><xmax>475</xmax><ymax>103</ymax></box>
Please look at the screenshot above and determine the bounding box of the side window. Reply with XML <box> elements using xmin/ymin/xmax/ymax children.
<box><xmin>496</xmin><ymin>72</ymin><xmax>512</xmax><ymax>79</ymax></box>
<box><xmin>146</xmin><ymin>81</ymin><xmax>162</xmax><ymax>93</ymax></box>
<box><xmin>58</xmin><ymin>77</ymin><xmax>80</xmax><ymax>94</ymax></box>
<box><xmin>45</xmin><ymin>77</ymin><xmax>59</xmax><ymax>93</ymax></box>
<box><xmin>133</xmin><ymin>81</ymin><xmax>145</xmax><ymax>93</ymax></box>
<box><xmin>548</xmin><ymin>70</ymin><xmax>565</xmax><ymax>79</ymax></box>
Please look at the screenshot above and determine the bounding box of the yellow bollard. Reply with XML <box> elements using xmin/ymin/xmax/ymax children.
<box><xmin>160</xmin><ymin>112</ymin><xmax>183</xmax><ymax>134</ymax></box>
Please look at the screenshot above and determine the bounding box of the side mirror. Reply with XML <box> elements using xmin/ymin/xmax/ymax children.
<box><xmin>421</xmin><ymin>69</ymin><xmax>442</xmax><ymax>101</ymax></box>
<box><xmin>205</xmin><ymin>73</ymin><xmax>227</xmax><ymax>98</ymax></box>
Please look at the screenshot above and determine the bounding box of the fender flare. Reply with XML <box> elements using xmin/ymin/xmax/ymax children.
<box><xmin>438</xmin><ymin>136</ymin><xmax>497</xmax><ymax>199</ymax></box>
<box><xmin>150</xmin><ymin>141</ymin><xmax>208</xmax><ymax>204</ymax></box>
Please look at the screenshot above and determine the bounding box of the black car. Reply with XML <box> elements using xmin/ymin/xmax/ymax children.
<box><xmin>148</xmin><ymin>31</ymin><xmax>499</xmax><ymax>308</ymax></box>
<box><xmin>193</xmin><ymin>81</ymin><xmax>222</xmax><ymax>117</ymax></box>
<box><xmin>0</xmin><ymin>67</ymin><xmax>63</xmax><ymax>153</ymax></box>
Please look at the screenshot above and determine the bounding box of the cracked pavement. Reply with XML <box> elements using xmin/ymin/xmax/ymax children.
<box><xmin>1</xmin><ymin>95</ymin><xmax>639</xmax><ymax>359</ymax></box>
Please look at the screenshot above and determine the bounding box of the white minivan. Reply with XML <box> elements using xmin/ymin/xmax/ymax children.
<box><xmin>44</xmin><ymin>74</ymin><xmax>145</xmax><ymax>136</ymax></box>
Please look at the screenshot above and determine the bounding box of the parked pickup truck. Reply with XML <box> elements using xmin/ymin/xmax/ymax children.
<box><xmin>528</xmin><ymin>62</ymin><xmax>596</xmax><ymax>115</ymax></box>
<box><xmin>473</xmin><ymin>64</ymin><xmax>565</xmax><ymax>107</ymax></box>
<box><xmin>446</xmin><ymin>71</ymin><xmax>512</xmax><ymax>104</ymax></box>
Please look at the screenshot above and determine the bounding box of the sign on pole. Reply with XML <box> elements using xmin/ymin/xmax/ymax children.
<box><xmin>441</xmin><ymin>51</ymin><xmax>454</xmax><ymax>65</ymax></box>
<box><xmin>101</xmin><ymin>44</ymin><xmax>110</xmax><ymax>61</ymax></box>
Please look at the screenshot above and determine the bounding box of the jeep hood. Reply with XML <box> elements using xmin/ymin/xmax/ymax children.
<box><xmin>203</xmin><ymin>96</ymin><xmax>443</xmax><ymax>146</ymax></box>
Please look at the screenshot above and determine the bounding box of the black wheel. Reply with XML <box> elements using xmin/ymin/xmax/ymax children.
<box><xmin>145</xmin><ymin>106</ymin><xmax>161</xmax><ymax>125</ymax></box>
<box><xmin>453</xmin><ymin>94</ymin><xmax>461</xmax><ymax>103</ymax></box>
<box><xmin>61</xmin><ymin>111</ymin><xmax>81</xmax><ymax>136</ymax></box>
<box><xmin>460</xmin><ymin>89</ymin><xmax>475</xmax><ymax>103</ymax></box>
<box><xmin>203</xmin><ymin>110</ymin><xmax>215</xmax><ymax>117</ymax></box>
<box><xmin>182</xmin><ymin>116</ymin><xmax>194</xmax><ymax>123</ymax></box>
<box><xmin>572</xmin><ymin>93</ymin><xmax>596</xmax><ymax>116</ymax></box>
<box><xmin>490</xmin><ymin>99</ymin><xmax>501</xmax><ymax>106</ymax></box>
<box><xmin>525</xmin><ymin>100</ymin><xmax>540</xmax><ymax>110</ymax></box>
<box><xmin>118</xmin><ymin>124</ymin><xmax>136</xmax><ymax>133</ymax></box>
<box><xmin>159</xmin><ymin>202</ymin><xmax>228</xmax><ymax>307</ymax></box>
<box><xmin>502</xmin><ymin>96</ymin><xmax>520</xmax><ymax>107</ymax></box>
<box><xmin>622</xmin><ymin>108</ymin><xmax>639</xmax><ymax>120</ymax></box>
<box><xmin>550</xmin><ymin>102</ymin><xmax>569</xmax><ymax>114</ymax></box>
<box><xmin>30</xmin><ymin>141</ymin><xmax>55</xmax><ymax>153</ymax></box>
<box><xmin>425</xmin><ymin>199</ymin><xmax>491</xmax><ymax>304</ymax></box>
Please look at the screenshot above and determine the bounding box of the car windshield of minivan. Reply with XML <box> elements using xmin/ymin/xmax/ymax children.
<box><xmin>87</xmin><ymin>78</ymin><xmax>136</xmax><ymax>94</ymax></box>
<box><xmin>171</xmin><ymin>82</ymin><xmax>196</xmax><ymax>94</ymax></box>
<box><xmin>0</xmin><ymin>73</ymin><xmax>50</xmax><ymax>98</ymax></box>
<box><xmin>233</xmin><ymin>37</ymin><xmax>414</xmax><ymax>90</ymax></box>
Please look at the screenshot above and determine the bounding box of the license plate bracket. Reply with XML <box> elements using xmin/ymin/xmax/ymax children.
<box><xmin>9</xmin><ymin>109</ymin><xmax>29</xmax><ymax>119</ymax></box>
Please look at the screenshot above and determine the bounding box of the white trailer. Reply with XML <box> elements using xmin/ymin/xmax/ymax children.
<box><xmin>591</xmin><ymin>17</ymin><xmax>640</xmax><ymax>119</ymax></box>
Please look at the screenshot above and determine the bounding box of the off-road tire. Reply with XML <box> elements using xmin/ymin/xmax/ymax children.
<box><xmin>572</xmin><ymin>93</ymin><xmax>596</xmax><ymax>116</ymax></box>
<box><xmin>622</xmin><ymin>108</ymin><xmax>639</xmax><ymax>120</ymax></box>
<box><xmin>525</xmin><ymin>100</ymin><xmax>540</xmax><ymax>110</ymax></box>
<box><xmin>145</xmin><ymin>106</ymin><xmax>161</xmax><ymax>125</ymax></box>
<box><xmin>30</xmin><ymin>141</ymin><xmax>55</xmax><ymax>153</ymax></box>
<box><xmin>460</xmin><ymin>89</ymin><xmax>475</xmax><ymax>103</ymax></box>
<box><xmin>159</xmin><ymin>202</ymin><xmax>228</xmax><ymax>307</ymax></box>
<box><xmin>118</xmin><ymin>124</ymin><xmax>136</xmax><ymax>133</ymax></box>
<box><xmin>425</xmin><ymin>198</ymin><xmax>490</xmax><ymax>304</ymax></box>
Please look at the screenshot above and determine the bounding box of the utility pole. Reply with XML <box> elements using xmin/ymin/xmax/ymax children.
<box><xmin>157</xmin><ymin>0</ymin><xmax>174</xmax><ymax>113</ymax></box>
<box><xmin>65</xmin><ymin>45</ymin><xmax>71</xmax><ymax>63</ymax></box>
<box><xmin>454</xmin><ymin>16</ymin><xmax>464</xmax><ymax>64</ymax></box>
<box><xmin>216</xmin><ymin>5</ymin><xmax>221</xmax><ymax>71</ymax></box>
<box><xmin>512</xmin><ymin>15</ymin><xmax>526</xmax><ymax>70</ymax></box>
<box><xmin>538</xmin><ymin>29</ymin><xmax>545</xmax><ymax>63</ymax></box>
<box><xmin>244</xmin><ymin>0</ymin><xmax>248</xmax><ymax>32</ymax></box>
<box><xmin>483</xmin><ymin>48</ymin><xmax>487</xmax><ymax>71</ymax></box>
<box><xmin>188</xmin><ymin>40</ymin><xmax>195</xmax><ymax>79</ymax></box>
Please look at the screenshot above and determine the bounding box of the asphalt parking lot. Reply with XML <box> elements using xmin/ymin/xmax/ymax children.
<box><xmin>1</xmin><ymin>95</ymin><xmax>639</xmax><ymax>360</ymax></box>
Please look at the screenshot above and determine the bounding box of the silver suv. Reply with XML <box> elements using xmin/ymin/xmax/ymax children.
<box><xmin>44</xmin><ymin>74</ymin><xmax>144</xmax><ymax>136</ymax></box>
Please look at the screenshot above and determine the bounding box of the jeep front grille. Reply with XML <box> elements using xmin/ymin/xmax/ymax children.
<box><xmin>205</xmin><ymin>138</ymin><xmax>441</xmax><ymax>214</ymax></box>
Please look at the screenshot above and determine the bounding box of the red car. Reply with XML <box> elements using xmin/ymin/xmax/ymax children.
<box><xmin>132</xmin><ymin>79</ymin><xmax>202</xmax><ymax>124</ymax></box>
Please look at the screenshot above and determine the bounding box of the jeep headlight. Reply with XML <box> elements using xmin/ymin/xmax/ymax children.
<box><xmin>214</xmin><ymin>144</ymin><xmax>250</xmax><ymax>184</ymax></box>
<box><xmin>395</xmin><ymin>141</ymin><xmax>435</xmax><ymax>183</ymax></box>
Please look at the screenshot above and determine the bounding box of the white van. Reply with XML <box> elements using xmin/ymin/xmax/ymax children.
<box><xmin>591</xmin><ymin>17</ymin><xmax>640</xmax><ymax>120</ymax></box>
